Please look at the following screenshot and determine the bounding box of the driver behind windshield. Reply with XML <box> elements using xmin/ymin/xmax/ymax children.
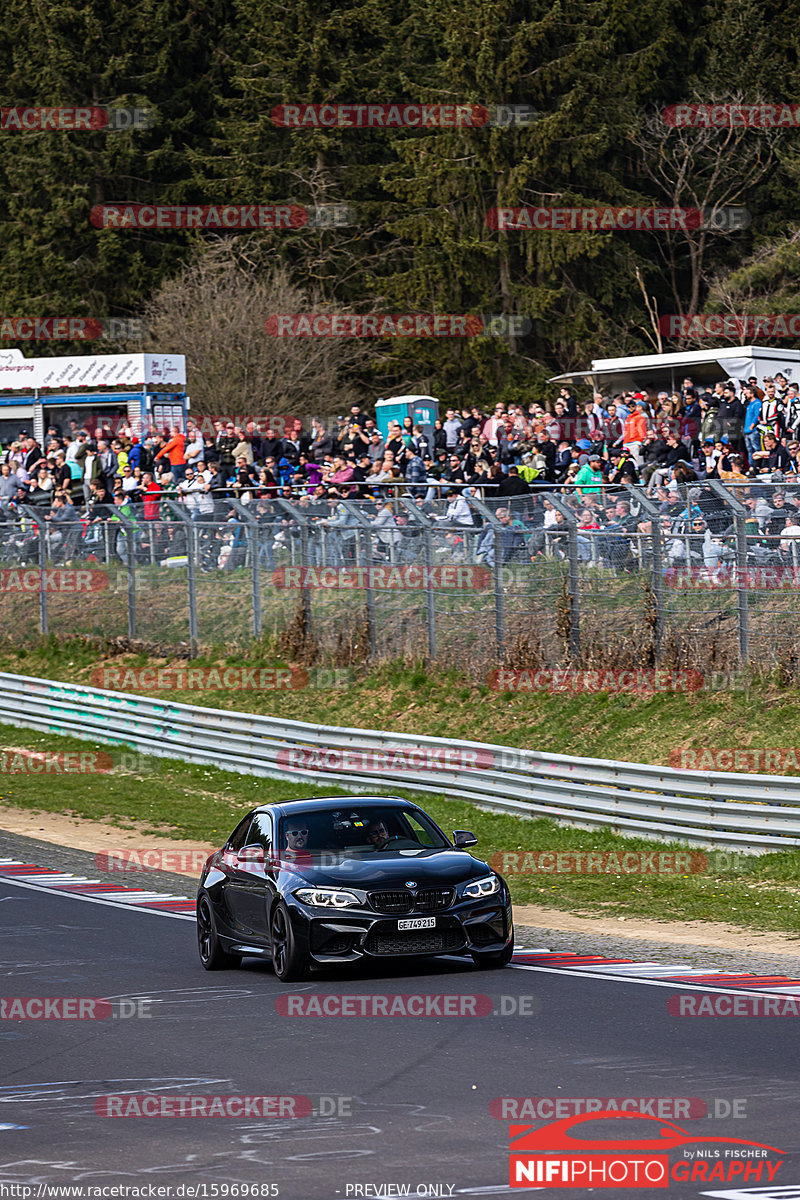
<box><xmin>283</xmin><ymin>823</ymin><xmax>312</xmax><ymax>862</ymax></box>
<box><xmin>365</xmin><ymin>819</ymin><xmax>390</xmax><ymax>849</ymax></box>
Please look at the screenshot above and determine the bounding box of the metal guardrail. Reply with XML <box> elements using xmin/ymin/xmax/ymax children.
<box><xmin>0</xmin><ymin>672</ymin><xmax>798</xmax><ymax>852</ymax></box>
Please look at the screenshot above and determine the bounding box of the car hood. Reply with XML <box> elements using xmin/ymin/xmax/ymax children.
<box><xmin>278</xmin><ymin>848</ymin><xmax>493</xmax><ymax>888</ymax></box>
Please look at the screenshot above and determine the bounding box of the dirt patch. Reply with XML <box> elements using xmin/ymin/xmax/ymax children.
<box><xmin>0</xmin><ymin>803</ymin><xmax>214</xmax><ymax>876</ymax></box>
<box><xmin>3</xmin><ymin>804</ymin><xmax>800</xmax><ymax>956</ymax></box>
<box><xmin>514</xmin><ymin>903</ymin><xmax>800</xmax><ymax>957</ymax></box>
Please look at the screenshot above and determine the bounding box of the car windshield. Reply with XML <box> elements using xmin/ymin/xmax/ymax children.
<box><xmin>277</xmin><ymin>806</ymin><xmax>450</xmax><ymax>856</ymax></box>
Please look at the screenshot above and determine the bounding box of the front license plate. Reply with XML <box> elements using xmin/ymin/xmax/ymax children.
<box><xmin>398</xmin><ymin>917</ymin><xmax>436</xmax><ymax>930</ymax></box>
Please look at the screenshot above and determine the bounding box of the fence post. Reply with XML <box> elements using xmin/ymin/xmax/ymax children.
<box><xmin>275</xmin><ymin>498</ymin><xmax>314</xmax><ymax>647</ymax></box>
<box><xmin>626</xmin><ymin>484</ymin><xmax>664</xmax><ymax>661</ymax></box>
<box><xmin>341</xmin><ymin>501</ymin><xmax>377</xmax><ymax>659</ymax></box>
<box><xmin>127</xmin><ymin>520</ymin><xmax>136</xmax><ymax>639</ymax></box>
<box><xmin>23</xmin><ymin>507</ymin><xmax>48</xmax><ymax>635</ymax></box>
<box><xmin>109</xmin><ymin>510</ymin><xmax>138</xmax><ymax>641</ymax></box>
<box><xmin>541</xmin><ymin>492</ymin><xmax>581</xmax><ymax>662</ymax></box>
<box><xmin>228</xmin><ymin>499</ymin><xmax>261</xmax><ymax>639</ymax></box>
<box><xmin>708</xmin><ymin>480</ymin><xmax>749</xmax><ymax>667</ymax></box>
<box><xmin>465</xmin><ymin>496</ymin><xmax>507</xmax><ymax>660</ymax></box>
<box><xmin>163</xmin><ymin>500</ymin><xmax>198</xmax><ymax>655</ymax></box>
<box><xmin>400</xmin><ymin>497</ymin><xmax>437</xmax><ymax>662</ymax></box>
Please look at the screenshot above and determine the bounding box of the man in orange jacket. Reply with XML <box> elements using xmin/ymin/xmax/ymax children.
<box><xmin>154</xmin><ymin>426</ymin><xmax>187</xmax><ymax>482</ymax></box>
<box><xmin>622</xmin><ymin>400</ymin><xmax>649</xmax><ymax>465</ymax></box>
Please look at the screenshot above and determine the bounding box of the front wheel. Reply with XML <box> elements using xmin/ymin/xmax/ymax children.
<box><xmin>197</xmin><ymin>895</ymin><xmax>241</xmax><ymax>970</ymax></box>
<box><xmin>471</xmin><ymin>941</ymin><xmax>514</xmax><ymax>969</ymax></box>
<box><xmin>270</xmin><ymin>902</ymin><xmax>309</xmax><ymax>982</ymax></box>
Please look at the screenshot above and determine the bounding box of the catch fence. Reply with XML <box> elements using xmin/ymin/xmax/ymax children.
<box><xmin>2</xmin><ymin>481</ymin><xmax>800</xmax><ymax>675</ymax></box>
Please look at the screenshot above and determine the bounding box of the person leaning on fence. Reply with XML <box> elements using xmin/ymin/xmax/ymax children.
<box><xmin>44</xmin><ymin>493</ymin><xmax>81</xmax><ymax>562</ymax></box>
<box><xmin>371</xmin><ymin>498</ymin><xmax>401</xmax><ymax>560</ymax></box>
<box><xmin>573</xmin><ymin>453</ymin><xmax>603</xmax><ymax>494</ymax></box>
<box><xmin>598</xmin><ymin>500</ymin><xmax>638</xmax><ymax>570</ymax></box>
<box><xmin>319</xmin><ymin>493</ymin><xmax>359</xmax><ymax>564</ymax></box>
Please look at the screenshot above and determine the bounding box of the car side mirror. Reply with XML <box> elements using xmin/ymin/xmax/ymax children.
<box><xmin>453</xmin><ymin>830</ymin><xmax>478</xmax><ymax>848</ymax></box>
<box><xmin>236</xmin><ymin>845</ymin><xmax>265</xmax><ymax>862</ymax></box>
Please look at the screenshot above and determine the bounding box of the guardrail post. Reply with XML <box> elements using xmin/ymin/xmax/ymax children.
<box><xmin>163</xmin><ymin>500</ymin><xmax>198</xmax><ymax>655</ymax></box>
<box><xmin>708</xmin><ymin>480</ymin><xmax>749</xmax><ymax>667</ymax></box>
<box><xmin>541</xmin><ymin>493</ymin><xmax>581</xmax><ymax>662</ymax></box>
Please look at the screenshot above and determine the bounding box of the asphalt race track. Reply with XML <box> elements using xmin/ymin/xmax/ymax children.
<box><xmin>1</xmin><ymin>848</ymin><xmax>799</xmax><ymax>1199</ymax></box>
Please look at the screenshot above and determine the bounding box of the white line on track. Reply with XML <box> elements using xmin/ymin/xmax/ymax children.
<box><xmin>509</xmin><ymin>960</ymin><xmax>800</xmax><ymax>998</ymax></box>
<box><xmin>0</xmin><ymin>874</ymin><xmax>196</xmax><ymax>920</ymax></box>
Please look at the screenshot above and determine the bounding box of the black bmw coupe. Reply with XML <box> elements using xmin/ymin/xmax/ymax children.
<box><xmin>196</xmin><ymin>795</ymin><xmax>514</xmax><ymax>981</ymax></box>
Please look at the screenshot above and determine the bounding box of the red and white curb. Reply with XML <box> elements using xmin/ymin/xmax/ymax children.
<box><xmin>0</xmin><ymin>858</ymin><xmax>196</xmax><ymax>920</ymax></box>
<box><xmin>3</xmin><ymin>860</ymin><xmax>800</xmax><ymax>994</ymax></box>
<box><xmin>511</xmin><ymin>949</ymin><xmax>800</xmax><ymax>996</ymax></box>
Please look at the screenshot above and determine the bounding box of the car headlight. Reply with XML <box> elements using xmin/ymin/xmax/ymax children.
<box><xmin>294</xmin><ymin>887</ymin><xmax>361</xmax><ymax>909</ymax></box>
<box><xmin>463</xmin><ymin>874</ymin><xmax>501</xmax><ymax>899</ymax></box>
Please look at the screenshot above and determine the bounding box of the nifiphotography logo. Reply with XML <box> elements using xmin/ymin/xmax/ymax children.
<box><xmin>508</xmin><ymin>1110</ymin><xmax>784</xmax><ymax>1188</ymax></box>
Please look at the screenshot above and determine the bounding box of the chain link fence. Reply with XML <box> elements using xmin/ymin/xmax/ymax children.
<box><xmin>3</xmin><ymin>481</ymin><xmax>800</xmax><ymax>678</ymax></box>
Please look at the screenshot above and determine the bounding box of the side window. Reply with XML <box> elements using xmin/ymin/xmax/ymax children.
<box><xmin>250</xmin><ymin>813</ymin><xmax>273</xmax><ymax>850</ymax></box>
<box><xmin>226</xmin><ymin>815</ymin><xmax>254</xmax><ymax>851</ymax></box>
<box><xmin>404</xmin><ymin>813</ymin><xmax>435</xmax><ymax>847</ymax></box>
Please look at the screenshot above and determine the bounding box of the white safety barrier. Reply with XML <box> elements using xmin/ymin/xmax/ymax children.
<box><xmin>0</xmin><ymin>672</ymin><xmax>797</xmax><ymax>852</ymax></box>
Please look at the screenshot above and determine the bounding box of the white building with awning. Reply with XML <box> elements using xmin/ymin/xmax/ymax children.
<box><xmin>549</xmin><ymin>345</ymin><xmax>800</xmax><ymax>395</ymax></box>
<box><xmin>0</xmin><ymin>348</ymin><xmax>187</xmax><ymax>444</ymax></box>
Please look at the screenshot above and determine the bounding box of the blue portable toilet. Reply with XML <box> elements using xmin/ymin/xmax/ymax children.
<box><xmin>375</xmin><ymin>394</ymin><xmax>439</xmax><ymax>444</ymax></box>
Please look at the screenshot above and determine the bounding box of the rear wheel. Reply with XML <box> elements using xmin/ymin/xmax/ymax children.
<box><xmin>197</xmin><ymin>895</ymin><xmax>241</xmax><ymax>970</ymax></box>
<box><xmin>471</xmin><ymin>941</ymin><xmax>514</xmax><ymax>969</ymax></box>
<box><xmin>270</xmin><ymin>902</ymin><xmax>308</xmax><ymax>982</ymax></box>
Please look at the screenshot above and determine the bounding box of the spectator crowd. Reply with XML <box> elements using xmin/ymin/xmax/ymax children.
<box><xmin>2</xmin><ymin>373</ymin><xmax>800</xmax><ymax>574</ymax></box>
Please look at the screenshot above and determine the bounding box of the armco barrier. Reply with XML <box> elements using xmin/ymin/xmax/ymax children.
<box><xmin>0</xmin><ymin>672</ymin><xmax>798</xmax><ymax>852</ymax></box>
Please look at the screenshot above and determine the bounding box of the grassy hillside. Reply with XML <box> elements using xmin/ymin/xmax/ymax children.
<box><xmin>0</xmin><ymin>636</ymin><xmax>797</xmax><ymax>770</ymax></box>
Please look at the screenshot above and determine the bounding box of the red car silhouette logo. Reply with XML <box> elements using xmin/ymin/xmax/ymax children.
<box><xmin>510</xmin><ymin>1110</ymin><xmax>783</xmax><ymax>1154</ymax></box>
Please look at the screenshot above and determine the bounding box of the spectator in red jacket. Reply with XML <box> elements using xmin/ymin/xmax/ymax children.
<box><xmin>142</xmin><ymin>473</ymin><xmax>162</xmax><ymax>520</ymax></box>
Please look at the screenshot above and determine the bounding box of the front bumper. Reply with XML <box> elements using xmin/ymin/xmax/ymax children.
<box><xmin>287</xmin><ymin>894</ymin><xmax>513</xmax><ymax>963</ymax></box>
